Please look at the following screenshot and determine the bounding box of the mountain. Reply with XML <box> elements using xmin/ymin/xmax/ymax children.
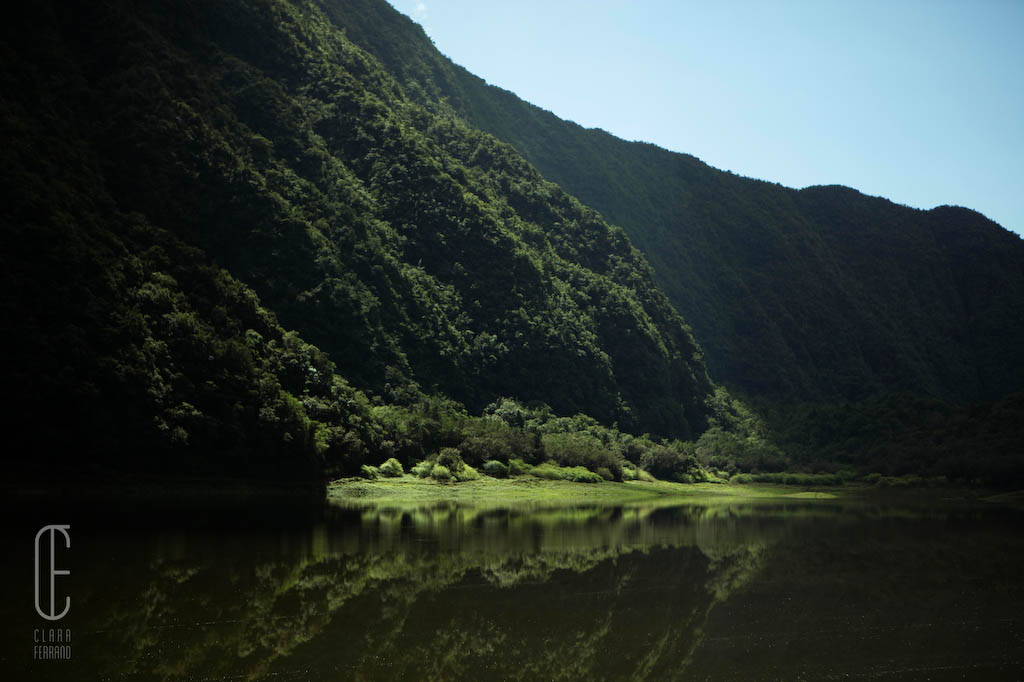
<box><xmin>327</xmin><ymin>0</ymin><xmax>1024</xmax><ymax>406</ymax></box>
<box><xmin>1</xmin><ymin>0</ymin><xmax>715</xmax><ymax>484</ymax></box>
<box><xmin>5</xmin><ymin>0</ymin><xmax>1022</xmax><ymax>488</ymax></box>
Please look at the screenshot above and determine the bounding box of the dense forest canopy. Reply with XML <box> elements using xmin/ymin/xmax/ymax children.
<box><xmin>2</xmin><ymin>0</ymin><xmax>1022</xmax><ymax>488</ymax></box>
<box><xmin>328</xmin><ymin>0</ymin><xmax>1024</xmax><ymax>406</ymax></box>
<box><xmin>1</xmin><ymin>0</ymin><xmax>717</xmax><ymax>485</ymax></box>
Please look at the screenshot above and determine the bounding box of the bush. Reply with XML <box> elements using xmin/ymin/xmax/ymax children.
<box><xmin>454</xmin><ymin>464</ymin><xmax>480</xmax><ymax>482</ymax></box>
<box><xmin>482</xmin><ymin>460</ymin><xmax>509</xmax><ymax>478</ymax></box>
<box><xmin>437</xmin><ymin>447</ymin><xmax>464</xmax><ymax>472</ymax></box>
<box><xmin>379</xmin><ymin>457</ymin><xmax>403</xmax><ymax>477</ymax></box>
<box><xmin>621</xmin><ymin>465</ymin><xmax>638</xmax><ymax>481</ymax></box>
<box><xmin>431</xmin><ymin>464</ymin><xmax>453</xmax><ymax>482</ymax></box>
<box><xmin>596</xmin><ymin>467</ymin><xmax>614</xmax><ymax>481</ymax></box>
<box><xmin>540</xmin><ymin>432</ymin><xmax>622</xmax><ymax>480</ymax></box>
<box><xmin>530</xmin><ymin>462</ymin><xmax>565</xmax><ymax>480</ymax></box>
<box><xmin>360</xmin><ymin>464</ymin><xmax>381</xmax><ymax>480</ymax></box>
<box><xmin>529</xmin><ymin>462</ymin><xmax>603</xmax><ymax>483</ymax></box>
<box><xmin>641</xmin><ymin>443</ymin><xmax>703</xmax><ymax>483</ymax></box>
<box><xmin>706</xmin><ymin>470</ymin><xmax>730</xmax><ymax>484</ymax></box>
<box><xmin>411</xmin><ymin>460</ymin><xmax>434</xmax><ymax>478</ymax></box>
<box><xmin>508</xmin><ymin>458</ymin><xmax>532</xmax><ymax>476</ymax></box>
<box><xmin>563</xmin><ymin>466</ymin><xmax>604</xmax><ymax>483</ymax></box>
<box><xmin>431</xmin><ymin>446</ymin><xmax>479</xmax><ymax>481</ymax></box>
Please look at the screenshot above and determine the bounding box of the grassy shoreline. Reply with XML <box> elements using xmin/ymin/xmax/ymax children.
<box><xmin>327</xmin><ymin>475</ymin><xmax>844</xmax><ymax>508</ymax></box>
<box><xmin>327</xmin><ymin>474</ymin><xmax>1017</xmax><ymax>510</ymax></box>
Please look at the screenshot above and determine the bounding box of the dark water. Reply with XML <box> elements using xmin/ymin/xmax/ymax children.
<box><xmin>2</xmin><ymin>495</ymin><xmax>1024</xmax><ymax>681</ymax></box>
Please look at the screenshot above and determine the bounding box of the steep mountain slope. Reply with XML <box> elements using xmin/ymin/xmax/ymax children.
<box><xmin>329</xmin><ymin>0</ymin><xmax>1024</xmax><ymax>405</ymax></box>
<box><xmin>6</xmin><ymin>0</ymin><xmax>1021</xmax><ymax>486</ymax></box>
<box><xmin>2</xmin><ymin>0</ymin><xmax>716</xmax><ymax>482</ymax></box>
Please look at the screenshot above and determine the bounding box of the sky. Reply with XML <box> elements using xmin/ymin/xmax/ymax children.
<box><xmin>386</xmin><ymin>0</ymin><xmax>1023</xmax><ymax>237</ymax></box>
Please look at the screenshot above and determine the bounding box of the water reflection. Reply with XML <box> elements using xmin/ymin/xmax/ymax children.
<box><xmin>2</xmin><ymin>498</ymin><xmax>1023</xmax><ymax>680</ymax></box>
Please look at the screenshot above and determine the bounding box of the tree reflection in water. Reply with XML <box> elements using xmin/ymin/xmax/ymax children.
<box><xmin>4</xmin><ymin>499</ymin><xmax>1023</xmax><ymax>681</ymax></box>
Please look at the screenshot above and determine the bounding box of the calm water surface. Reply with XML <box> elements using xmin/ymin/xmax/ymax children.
<box><xmin>2</xmin><ymin>494</ymin><xmax>1023</xmax><ymax>680</ymax></box>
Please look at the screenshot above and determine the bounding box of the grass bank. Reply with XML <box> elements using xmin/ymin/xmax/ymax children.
<box><xmin>327</xmin><ymin>475</ymin><xmax>841</xmax><ymax>509</ymax></box>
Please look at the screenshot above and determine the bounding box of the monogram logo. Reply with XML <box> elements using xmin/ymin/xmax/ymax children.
<box><xmin>34</xmin><ymin>525</ymin><xmax>71</xmax><ymax>621</ymax></box>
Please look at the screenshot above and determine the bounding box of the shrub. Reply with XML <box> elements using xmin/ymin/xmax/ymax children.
<box><xmin>360</xmin><ymin>464</ymin><xmax>381</xmax><ymax>480</ymax></box>
<box><xmin>508</xmin><ymin>458</ymin><xmax>532</xmax><ymax>476</ymax></box>
<box><xmin>436</xmin><ymin>447</ymin><xmax>464</xmax><ymax>472</ymax></box>
<box><xmin>431</xmin><ymin>464</ymin><xmax>453</xmax><ymax>482</ymax></box>
<box><xmin>641</xmin><ymin>443</ymin><xmax>703</xmax><ymax>483</ymax></box>
<box><xmin>432</xmin><ymin>446</ymin><xmax>479</xmax><ymax>481</ymax></box>
<box><xmin>596</xmin><ymin>467</ymin><xmax>614</xmax><ymax>481</ymax></box>
<box><xmin>540</xmin><ymin>432</ymin><xmax>622</xmax><ymax>480</ymax></box>
<box><xmin>454</xmin><ymin>464</ymin><xmax>480</xmax><ymax>482</ymax></box>
<box><xmin>621</xmin><ymin>466</ymin><xmax>638</xmax><ymax>481</ymax></box>
<box><xmin>529</xmin><ymin>462</ymin><xmax>603</xmax><ymax>483</ymax></box>
<box><xmin>706</xmin><ymin>470</ymin><xmax>730</xmax><ymax>484</ymax></box>
<box><xmin>563</xmin><ymin>466</ymin><xmax>603</xmax><ymax>483</ymax></box>
<box><xmin>530</xmin><ymin>462</ymin><xmax>565</xmax><ymax>480</ymax></box>
<box><xmin>411</xmin><ymin>460</ymin><xmax>434</xmax><ymax>478</ymax></box>
<box><xmin>482</xmin><ymin>460</ymin><xmax>509</xmax><ymax>478</ymax></box>
<box><xmin>379</xmin><ymin>457</ymin><xmax>403</xmax><ymax>477</ymax></box>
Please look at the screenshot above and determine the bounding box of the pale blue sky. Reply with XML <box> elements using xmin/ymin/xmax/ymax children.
<box><xmin>387</xmin><ymin>0</ymin><xmax>1023</xmax><ymax>236</ymax></box>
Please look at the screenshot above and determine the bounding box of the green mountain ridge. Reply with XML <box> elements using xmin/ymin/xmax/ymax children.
<box><xmin>330</xmin><ymin>0</ymin><xmax>1024</xmax><ymax>405</ymax></box>
<box><xmin>2</xmin><ymin>0</ymin><xmax>716</xmax><ymax>483</ymax></box>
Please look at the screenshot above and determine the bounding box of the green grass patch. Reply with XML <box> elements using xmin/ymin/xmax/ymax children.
<box><xmin>327</xmin><ymin>475</ymin><xmax>847</xmax><ymax>509</ymax></box>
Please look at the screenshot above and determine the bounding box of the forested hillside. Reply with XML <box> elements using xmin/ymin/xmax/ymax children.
<box><xmin>319</xmin><ymin>0</ymin><xmax>1024</xmax><ymax>485</ymax></box>
<box><xmin>329</xmin><ymin>0</ymin><xmax>1024</xmax><ymax>406</ymax></box>
<box><xmin>5</xmin><ymin>0</ymin><xmax>1022</xmax><ymax>488</ymax></box>
<box><xmin>1</xmin><ymin>0</ymin><xmax>716</xmax><ymax>484</ymax></box>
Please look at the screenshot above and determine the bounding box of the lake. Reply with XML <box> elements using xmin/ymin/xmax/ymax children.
<box><xmin>3</xmin><ymin>492</ymin><xmax>1023</xmax><ymax>680</ymax></box>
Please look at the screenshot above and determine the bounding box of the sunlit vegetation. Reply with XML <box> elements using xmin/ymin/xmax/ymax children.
<box><xmin>331</xmin><ymin>0</ymin><xmax>1024</xmax><ymax>487</ymax></box>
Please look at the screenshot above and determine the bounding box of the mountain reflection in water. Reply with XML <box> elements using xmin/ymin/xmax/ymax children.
<box><xmin>2</xmin><ymin>498</ymin><xmax>1023</xmax><ymax>681</ymax></box>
